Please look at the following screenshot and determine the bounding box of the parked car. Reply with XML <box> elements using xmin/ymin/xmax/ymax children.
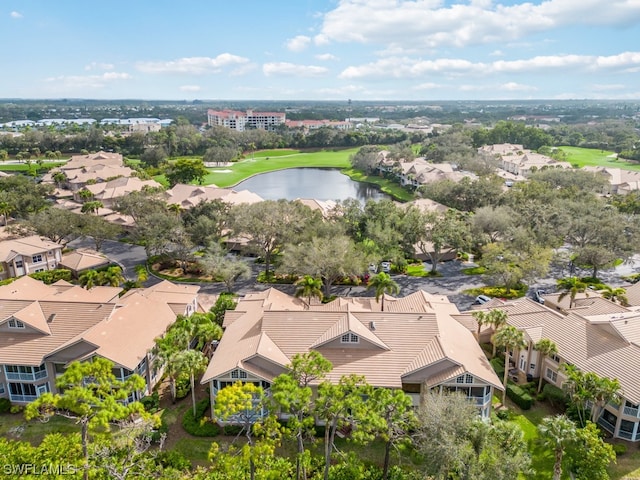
<box><xmin>380</xmin><ymin>261</ymin><xmax>391</xmax><ymax>273</ymax></box>
<box><xmin>533</xmin><ymin>289</ymin><xmax>546</xmax><ymax>304</ymax></box>
<box><xmin>368</xmin><ymin>263</ymin><xmax>378</xmax><ymax>273</ymax></box>
<box><xmin>473</xmin><ymin>294</ymin><xmax>492</xmax><ymax>305</ymax></box>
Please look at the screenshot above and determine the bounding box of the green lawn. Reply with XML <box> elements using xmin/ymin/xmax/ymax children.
<box><xmin>0</xmin><ymin>413</ymin><xmax>79</xmax><ymax>445</ymax></box>
<box><xmin>559</xmin><ymin>146</ymin><xmax>640</xmax><ymax>171</ymax></box>
<box><xmin>0</xmin><ymin>161</ymin><xmax>65</xmax><ymax>172</ymax></box>
<box><xmin>201</xmin><ymin>148</ymin><xmax>356</xmax><ymax>187</ymax></box>
<box><xmin>341</xmin><ymin>168</ymin><xmax>415</xmax><ymax>202</ymax></box>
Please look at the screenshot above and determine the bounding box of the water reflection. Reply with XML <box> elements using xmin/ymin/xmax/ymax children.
<box><xmin>234</xmin><ymin>168</ymin><xmax>390</xmax><ymax>202</ymax></box>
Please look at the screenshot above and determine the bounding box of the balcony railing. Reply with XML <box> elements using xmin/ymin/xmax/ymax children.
<box><xmin>624</xmin><ymin>406</ymin><xmax>640</xmax><ymax>418</ymax></box>
<box><xmin>472</xmin><ymin>392</ymin><xmax>492</xmax><ymax>406</ymax></box>
<box><xmin>9</xmin><ymin>393</ymin><xmax>38</xmax><ymax>403</ymax></box>
<box><xmin>5</xmin><ymin>370</ymin><xmax>47</xmax><ymax>382</ymax></box>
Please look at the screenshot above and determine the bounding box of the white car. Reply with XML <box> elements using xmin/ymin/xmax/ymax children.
<box><xmin>380</xmin><ymin>261</ymin><xmax>391</xmax><ymax>273</ymax></box>
<box><xmin>368</xmin><ymin>263</ymin><xmax>378</xmax><ymax>273</ymax></box>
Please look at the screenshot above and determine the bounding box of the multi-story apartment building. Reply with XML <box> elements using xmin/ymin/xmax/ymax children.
<box><xmin>201</xmin><ymin>289</ymin><xmax>502</xmax><ymax>422</ymax></box>
<box><xmin>0</xmin><ymin>236</ymin><xmax>63</xmax><ymax>280</ymax></box>
<box><xmin>207</xmin><ymin>109</ymin><xmax>285</xmax><ymax>132</ymax></box>
<box><xmin>0</xmin><ymin>277</ymin><xmax>199</xmax><ymax>404</ymax></box>
<box><xmin>456</xmin><ymin>295</ymin><xmax>640</xmax><ymax>442</ymax></box>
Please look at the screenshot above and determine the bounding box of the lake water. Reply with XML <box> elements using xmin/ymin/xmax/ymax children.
<box><xmin>234</xmin><ymin>168</ymin><xmax>390</xmax><ymax>202</ymax></box>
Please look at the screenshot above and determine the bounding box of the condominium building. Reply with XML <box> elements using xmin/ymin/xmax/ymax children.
<box><xmin>207</xmin><ymin>109</ymin><xmax>285</xmax><ymax>131</ymax></box>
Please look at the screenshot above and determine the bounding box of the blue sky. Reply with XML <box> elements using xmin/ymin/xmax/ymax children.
<box><xmin>1</xmin><ymin>0</ymin><xmax>640</xmax><ymax>101</ymax></box>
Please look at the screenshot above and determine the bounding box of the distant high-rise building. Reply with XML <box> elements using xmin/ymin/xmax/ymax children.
<box><xmin>207</xmin><ymin>109</ymin><xmax>285</xmax><ymax>131</ymax></box>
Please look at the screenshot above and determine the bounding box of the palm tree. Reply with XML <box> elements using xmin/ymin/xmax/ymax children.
<box><xmin>534</xmin><ymin>338</ymin><xmax>558</xmax><ymax>393</ymax></box>
<box><xmin>79</xmin><ymin>270</ymin><xmax>100</xmax><ymax>290</ymax></box>
<box><xmin>588</xmin><ymin>373</ymin><xmax>622</xmax><ymax>423</ymax></box>
<box><xmin>101</xmin><ymin>266</ymin><xmax>125</xmax><ymax>287</ymax></box>
<box><xmin>186</xmin><ymin>312</ymin><xmax>223</xmax><ymax>351</ymax></box>
<box><xmin>81</xmin><ymin>200</ymin><xmax>103</xmax><ymax>215</ymax></box>
<box><xmin>557</xmin><ymin>276</ymin><xmax>589</xmax><ymax>309</ymax></box>
<box><xmin>366</xmin><ymin>272</ymin><xmax>400</xmax><ymax>312</ymax></box>
<box><xmin>0</xmin><ymin>199</ymin><xmax>13</xmax><ymax>226</ymax></box>
<box><xmin>471</xmin><ymin>310</ymin><xmax>489</xmax><ymax>341</ymax></box>
<box><xmin>294</xmin><ymin>275</ymin><xmax>324</xmax><ymax>308</ymax></box>
<box><xmin>486</xmin><ymin>309</ymin><xmax>508</xmax><ymax>357</ymax></box>
<box><xmin>537</xmin><ymin>415</ymin><xmax>577</xmax><ymax>480</ymax></box>
<box><xmin>493</xmin><ymin>325</ymin><xmax>526</xmax><ymax>405</ymax></box>
<box><xmin>174</xmin><ymin>349</ymin><xmax>209</xmax><ymax>416</ymax></box>
<box><xmin>600</xmin><ymin>285</ymin><xmax>629</xmax><ymax>306</ymax></box>
<box><xmin>52</xmin><ymin>171</ymin><xmax>67</xmax><ymax>187</ymax></box>
<box><xmin>77</xmin><ymin>188</ymin><xmax>93</xmax><ymax>202</ymax></box>
<box><xmin>166</xmin><ymin>203</ymin><xmax>182</xmax><ymax>216</ymax></box>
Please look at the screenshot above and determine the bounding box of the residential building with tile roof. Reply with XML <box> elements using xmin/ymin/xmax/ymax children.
<box><xmin>0</xmin><ymin>235</ymin><xmax>63</xmax><ymax>280</ymax></box>
<box><xmin>0</xmin><ymin>276</ymin><xmax>199</xmax><ymax>404</ymax></box>
<box><xmin>455</xmin><ymin>296</ymin><xmax>640</xmax><ymax>441</ymax></box>
<box><xmin>201</xmin><ymin>288</ymin><xmax>502</xmax><ymax>422</ymax></box>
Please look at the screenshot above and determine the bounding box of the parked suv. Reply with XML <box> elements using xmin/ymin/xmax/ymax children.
<box><xmin>473</xmin><ymin>295</ymin><xmax>491</xmax><ymax>305</ymax></box>
<box><xmin>533</xmin><ymin>290</ymin><xmax>546</xmax><ymax>304</ymax></box>
<box><xmin>380</xmin><ymin>261</ymin><xmax>391</xmax><ymax>273</ymax></box>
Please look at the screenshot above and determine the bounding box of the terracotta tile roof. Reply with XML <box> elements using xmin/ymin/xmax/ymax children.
<box><xmin>59</xmin><ymin>249</ymin><xmax>110</xmax><ymax>272</ymax></box>
<box><xmin>460</xmin><ymin>297</ymin><xmax>640</xmax><ymax>403</ymax></box>
<box><xmin>202</xmin><ymin>289</ymin><xmax>501</xmax><ymax>391</ymax></box>
<box><xmin>0</xmin><ymin>235</ymin><xmax>62</xmax><ymax>262</ymax></box>
<box><xmin>78</xmin><ymin>292</ymin><xmax>179</xmax><ymax>370</ymax></box>
<box><xmin>0</xmin><ymin>277</ymin><xmax>197</xmax><ymax>372</ymax></box>
<box><xmin>0</xmin><ymin>300</ymin><xmax>115</xmax><ymax>366</ymax></box>
<box><xmin>623</xmin><ymin>282</ymin><xmax>640</xmax><ymax>307</ymax></box>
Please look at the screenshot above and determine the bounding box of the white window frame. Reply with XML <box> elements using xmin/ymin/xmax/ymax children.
<box><xmin>341</xmin><ymin>333</ymin><xmax>359</xmax><ymax>344</ymax></box>
<box><xmin>8</xmin><ymin>318</ymin><xmax>25</xmax><ymax>329</ymax></box>
<box><xmin>32</xmin><ymin>254</ymin><xmax>43</xmax><ymax>263</ymax></box>
<box><xmin>545</xmin><ymin>368</ymin><xmax>558</xmax><ymax>383</ymax></box>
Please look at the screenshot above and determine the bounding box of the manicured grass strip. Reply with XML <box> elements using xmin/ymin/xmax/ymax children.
<box><xmin>559</xmin><ymin>146</ymin><xmax>640</xmax><ymax>171</ymax></box>
<box><xmin>462</xmin><ymin>266</ymin><xmax>486</xmax><ymax>275</ymax></box>
<box><xmin>251</xmin><ymin>149</ymin><xmax>301</xmax><ymax>158</ymax></box>
<box><xmin>201</xmin><ymin>148</ymin><xmax>357</xmax><ymax>187</ymax></box>
<box><xmin>340</xmin><ymin>168</ymin><xmax>415</xmax><ymax>202</ymax></box>
<box><xmin>0</xmin><ymin>161</ymin><xmax>65</xmax><ymax>172</ymax></box>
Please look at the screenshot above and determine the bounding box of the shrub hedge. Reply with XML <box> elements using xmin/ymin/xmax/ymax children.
<box><xmin>506</xmin><ymin>383</ymin><xmax>533</xmax><ymax>410</ymax></box>
<box><xmin>0</xmin><ymin>398</ymin><xmax>11</xmax><ymax>414</ymax></box>
<box><xmin>182</xmin><ymin>398</ymin><xmax>221</xmax><ymax>437</ymax></box>
<box><xmin>490</xmin><ymin>357</ymin><xmax>505</xmax><ymax>378</ymax></box>
<box><xmin>542</xmin><ymin>383</ymin><xmax>568</xmax><ymax>409</ymax></box>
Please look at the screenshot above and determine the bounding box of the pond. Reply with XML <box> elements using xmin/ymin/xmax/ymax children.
<box><xmin>234</xmin><ymin>168</ymin><xmax>390</xmax><ymax>202</ymax></box>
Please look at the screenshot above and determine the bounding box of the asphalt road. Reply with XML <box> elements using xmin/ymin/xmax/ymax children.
<box><xmin>68</xmin><ymin>237</ymin><xmax>639</xmax><ymax>311</ymax></box>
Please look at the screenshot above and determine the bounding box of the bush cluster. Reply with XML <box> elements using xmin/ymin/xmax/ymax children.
<box><xmin>140</xmin><ymin>392</ymin><xmax>160</xmax><ymax>413</ymax></box>
<box><xmin>29</xmin><ymin>269</ymin><xmax>73</xmax><ymax>284</ymax></box>
<box><xmin>506</xmin><ymin>383</ymin><xmax>533</xmax><ymax>410</ymax></box>
<box><xmin>490</xmin><ymin>357</ymin><xmax>505</xmax><ymax>378</ymax></box>
<box><xmin>182</xmin><ymin>398</ymin><xmax>221</xmax><ymax>437</ymax></box>
<box><xmin>541</xmin><ymin>383</ymin><xmax>568</xmax><ymax>409</ymax></box>
<box><xmin>473</xmin><ymin>284</ymin><xmax>527</xmax><ymax>299</ymax></box>
<box><xmin>0</xmin><ymin>398</ymin><xmax>11</xmax><ymax>414</ymax></box>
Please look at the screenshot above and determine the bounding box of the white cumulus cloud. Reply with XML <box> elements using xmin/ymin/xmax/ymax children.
<box><xmin>339</xmin><ymin>51</ymin><xmax>640</xmax><ymax>79</ymax></box>
<box><xmin>10</xmin><ymin>11</ymin><xmax>22</xmax><ymax>19</ymax></box>
<box><xmin>286</xmin><ymin>35</ymin><xmax>312</xmax><ymax>52</ymax></box>
<box><xmin>179</xmin><ymin>85</ymin><xmax>201</xmax><ymax>92</ymax></box>
<box><xmin>44</xmin><ymin>72</ymin><xmax>131</xmax><ymax>89</ymax></box>
<box><xmin>136</xmin><ymin>54</ymin><xmax>249</xmax><ymax>74</ymax></box>
<box><xmin>263</xmin><ymin>62</ymin><xmax>329</xmax><ymax>77</ymax></box>
<box><xmin>84</xmin><ymin>62</ymin><xmax>115</xmax><ymax>71</ymax></box>
<box><xmin>317</xmin><ymin>0</ymin><xmax>640</xmax><ymax>50</ymax></box>
<box><xmin>315</xmin><ymin>53</ymin><xmax>338</xmax><ymax>61</ymax></box>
